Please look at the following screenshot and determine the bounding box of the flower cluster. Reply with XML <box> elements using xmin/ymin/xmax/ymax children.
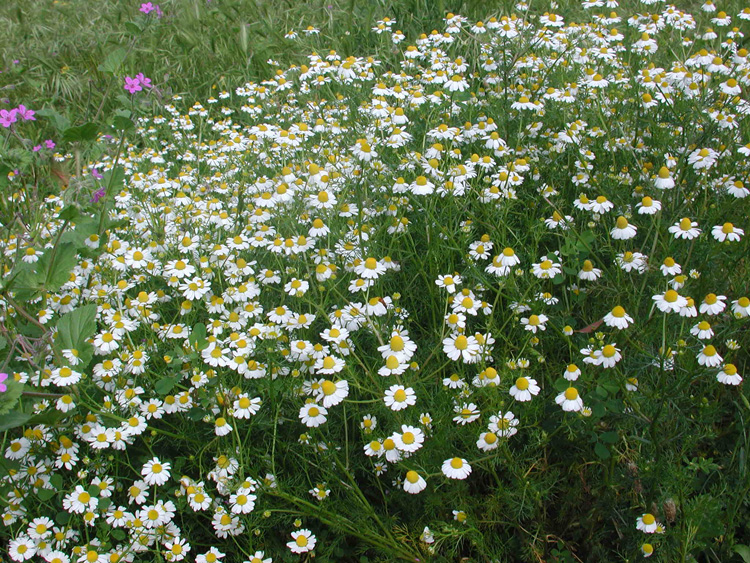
<box><xmin>2</xmin><ymin>4</ymin><xmax>749</xmax><ymax>562</ymax></box>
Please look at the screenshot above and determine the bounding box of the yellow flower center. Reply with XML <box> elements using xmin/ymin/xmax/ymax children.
<box><xmin>564</xmin><ymin>387</ymin><xmax>579</xmax><ymax>400</ymax></box>
<box><xmin>295</xmin><ymin>535</ymin><xmax>308</xmax><ymax>547</ymax></box>
<box><xmin>450</xmin><ymin>457</ymin><xmax>464</xmax><ymax>469</ymax></box>
<box><xmin>664</xmin><ymin>290</ymin><xmax>679</xmax><ymax>303</ymax></box>
<box><xmin>390</xmin><ymin>335</ymin><xmax>405</xmax><ymax>351</ymax></box>
<box><xmin>602</xmin><ymin>345</ymin><xmax>616</xmax><ymax>358</ymax></box>
<box><xmin>515</xmin><ymin>377</ymin><xmax>529</xmax><ymax>391</ymax></box>
<box><xmin>642</xmin><ymin>513</ymin><xmax>655</xmax><ymax>525</ymax></box>
<box><xmin>406</xmin><ymin>470</ymin><xmax>420</xmax><ymax>483</ymax></box>
<box><xmin>454</xmin><ymin>335</ymin><xmax>468</xmax><ymax>350</ymax></box>
<box><xmin>393</xmin><ymin>389</ymin><xmax>407</xmax><ymax>402</ymax></box>
<box><xmin>679</xmin><ymin>218</ymin><xmax>692</xmax><ymax>230</ymax></box>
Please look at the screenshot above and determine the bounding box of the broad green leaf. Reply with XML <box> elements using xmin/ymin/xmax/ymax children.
<box><xmin>594</xmin><ymin>441</ymin><xmax>610</xmax><ymax>460</ymax></box>
<box><xmin>57</xmin><ymin>206</ymin><xmax>81</xmax><ymax>222</ymax></box>
<box><xmin>600</xmin><ymin>431</ymin><xmax>619</xmax><ymax>444</ymax></box>
<box><xmin>155</xmin><ymin>376</ymin><xmax>178</xmax><ymax>395</ymax></box>
<box><xmin>39</xmin><ymin>242</ymin><xmax>79</xmax><ymax>293</ymax></box>
<box><xmin>0</xmin><ymin>409</ymin><xmax>31</xmax><ymax>431</ymax></box>
<box><xmin>103</xmin><ymin>167</ymin><xmax>126</xmax><ymax>191</ymax></box>
<box><xmin>56</xmin><ymin>304</ymin><xmax>98</xmax><ymax>352</ymax></box>
<box><xmin>113</xmin><ymin>115</ymin><xmax>134</xmax><ymax>131</ymax></box>
<box><xmin>124</xmin><ymin>21</ymin><xmax>143</xmax><ymax>35</ymax></box>
<box><xmin>37</xmin><ymin>488</ymin><xmax>57</xmax><ymax>501</ymax></box>
<box><xmin>98</xmin><ymin>47</ymin><xmax>128</xmax><ymax>74</ymax></box>
<box><xmin>189</xmin><ymin>323</ymin><xmax>207</xmax><ymax>350</ymax></box>
<box><xmin>733</xmin><ymin>545</ymin><xmax>750</xmax><ymax>563</ymax></box>
<box><xmin>50</xmin><ymin>474</ymin><xmax>63</xmax><ymax>490</ymax></box>
<box><xmin>35</xmin><ymin>108</ymin><xmax>70</xmax><ymax>132</ymax></box>
<box><xmin>62</xmin><ymin>123</ymin><xmax>99</xmax><ymax>143</ymax></box>
<box><xmin>0</xmin><ymin>378</ymin><xmax>24</xmax><ymax>417</ymax></box>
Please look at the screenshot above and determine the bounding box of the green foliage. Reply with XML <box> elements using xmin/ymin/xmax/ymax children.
<box><xmin>0</xmin><ymin>0</ymin><xmax>749</xmax><ymax>562</ymax></box>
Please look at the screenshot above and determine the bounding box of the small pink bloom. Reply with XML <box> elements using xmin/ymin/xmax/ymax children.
<box><xmin>0</xmin><ymin>108</ymin><xmax>17</xmax><ymax>128</ymax></box>
<box><xmin>124</xmin><ymin>76</ymin><xmax>142</xmax><ymax>94</ymax></box>
<box><xmin>15</xmin><ymin>105</ymin><xmax>35</xmax><ymax>121</ymax></box>
<box><xmin>140</xmin><ymin>2</ymin><xmax>155</xmax><ymax>13</ymax></box>
<box><xmin>135</xmin><ymin>73</ymin><xmax>152</xmax><ymax>88</ymax></box>
<box><xmin>45</xmin><ymin>139</ymin><xmax>56</xmax><ymax>149</ymax></box>
<box><xmin>0</xmin><ymin>372</ymin><xmax>8</xmax><ymax>393</ymax></box>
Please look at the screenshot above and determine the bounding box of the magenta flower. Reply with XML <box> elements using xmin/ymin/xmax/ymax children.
<box><xmin>0</xmin><ymin>372</ymin><xmax>8</xmax><ymax>393</ymax></box>
<box><xmin>45</xmin><ymin>139</ymin><xmax>56</xmax><ymax>149</ymax></box>
<box><xmin>15</xmin><ymin>105</ymin><xmax>35</xmax><ymax>121</ymax></box>
<box><xmin>33</xmin><ymin>144</ymin><xmax>42</xmax><ymax>152</ymax></box>
<box><xmin>135</xmin><ymin>73</ymin><xmax>152</xmax><ymax>88</ymax></box>
<box><xmin>140</xmin><ymin>2</ymin><xmax>155</xmax><ymax>13</ymax></box>
<box><xmin>92</xmin><ymin>168</ymin><xmax>103</xmax><ymax>180</ymax></box>
<box><xmin>124</xmin><ymin>76</ymin><xmax>143</xmax><ymax>94</ymax></box>
<box><xmin>0</xmin><ymin>108</ymin><xmax>17</xmax><ymax>128</ymax></box>
<box><xmin>91</xmin><ymin>188</ymin><xmax>106</xmax><ymax>203</ymax></box>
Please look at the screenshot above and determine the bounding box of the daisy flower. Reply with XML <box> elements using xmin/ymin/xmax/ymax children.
<box><xmin>637</xmin><ymin>196</ymin><xmax>661</xmax><ymax>214</ymax></box>
<box><xmin>521</xmin><ymin>314</ymin><xmax>548</xmax><ymax>333</ymax></box>
<box><xmin>531</xmin><ymin>256</ymin><xmax>562</xmax><ymax>279</ymax></box>
<box><xmin>453</xmin><ymin>403</ymin><xmax>480</xmax><ymax>425</ymax></box>
<box><xmin>641</xmin><ymin>543</ymin><xmax>655</xmax><ymax>558</ymax></box>
<box><xmin>660</xmin><ymin>257</ymin><xmax>681</xmax><ymax>276</ymax></box>
<box><xmin>435</xmin><ymin>273</ymin><xmax>461</xmax><ymax>293</ymax></box>
<box><xmin>441</xmin><ymin>457</ymin><xmax>472</xmax><ymax>479</ymax></box>
<box><xmin>680</xmin><ymin>297</ymin><xmax>698</xmax><ymax>318</ymax></box>
<box><xmin>687</xmin><ymin>147</ymin><xmax>718</xmax><ymax>170</ymax></box>
<box><xmin>697</xmin><ymin>345</ymin><xmax>722</xmax><ymax>367</ymax></box>
<box><xmin>487</xmin><ymin>411</ymin><xmax>518</xmax><ymax>437</ymax></box>
<box><xmin>384</xmin><ymin>385</ymin><xmax>416</xmax><ymax>411</ymax></box>
<box><xmin>589</xmin><ymin>195</ymin><xmax>614</xmax><ymax>214</ymax></box>
<box><xmin>442</xmin><ymin>333</ymin><xmax>480</xmax><ymax>363</ymax></box>
<box><xmin>611</xmin><ymin>216</ymin><xmax>637</xmax><ymax>239</ymax></box>
<box><xmin>603</xmin><ymin>306</ymin><xmax>633</xmax><ymax>329</ymax></box>
<box><xmin>636</xmin><ymin>513</ymin><xmax>659</xmax><ymax>533</ymax></box>
<box><xmin>731</xmin><ymin>296</ymin><xmax>750</xmax><ymax>317</ymax></box>
<box><xmin>594</xmin><ymin>344</ymin><xmax>622</xmax><ymax>368</ymax></box>
<box><xmin>653</xmin><ymin>289</ymin><xmax>688</xmax><ymax>313</ymax></box>
<box><xmin>243</xmin><ymin>552</ymin><xmax>270</xmax><ymax>563</ymax></box>
<box><xmin>668</xmin><ymin>217</ymin><xmax>701</xmax><ymax>240</ymax></box>
<box><xmin>563</xmin><ymin>364</ymin><xmax>581</xmax><ymax>381</ymax></box>
<box><xmin>653</xmin><ymin>166</ymin><xmax>675</xmax><ymax>189</ymax></box>
<box><xmin>509</xmin><ymin>376</ymin><xmax>540</xmax><ymax>402</ymax></box>
<box><xmin>403</xmin><ymin>470</ymin><xmax>427</xmax><ymax>494</ymax></box>
<box><xmin>141</xmin><ymin>457</ymin><xmax>171</xmax><ymax>486</ymax></box>
<box><xmin>578</xmin><ymin>260</ymin><xmax>602</xmax><ymax>281</ymax></box>
<box><xmin>299</xmin><ymin>403</ymin><xmax>328</xmax><ymax>427</ymax></box>
<box><xmin>699</xmin><ymin>294</ymin><xmax>726</xmax><ymax>315</ymax></box>
<box><xmin>717</xmin><ymin>364</ymin><xmax>742</xmax><ymax>385</ymax></box>
<box><xmin>312</xmin><ymin>355</ymin><xmax>346</xmax><ymax>376</ymax></box>
<box><xmin>287</xmin><ymin>529</ymin><xmax>316</xmax><ymax>554</ymax></box>
<box><xmin>690</xmin><ymin>320</ymin><xmax>714</xmax><ymax>339</ymax></box>
<box><xmin>355</xmin><ymin>257</ymin><xmax>387</xmax><ymax>279</ymax></box>
<box><xmin>555</xmin><ymin>387</ymin><xmax>584</xmax><ymax>411</ymax></box>
<box><xmin>316</xmin><ymin>378</ymin><xmax>349</xmax><ymax>407</ymax></box>
<box><xmin>476</xmin><ymin>431</ymin><xmax>499</xmax><ymax>451</ymax></box>
<box><xmin>711</xmin><ymin>222</ymin><xmax>743</xmax><ymax>242</ymax></box>
<box><xmin>393</xmin><ymin>425</ymin><xmax>425</xmax><ymax>453</ymax></box>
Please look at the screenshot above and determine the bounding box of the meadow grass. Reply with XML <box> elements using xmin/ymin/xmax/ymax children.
<box><xmin>1</xmin><ymin>0</ymin><xmax>750</xmax><ymax>562</ymax></box>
